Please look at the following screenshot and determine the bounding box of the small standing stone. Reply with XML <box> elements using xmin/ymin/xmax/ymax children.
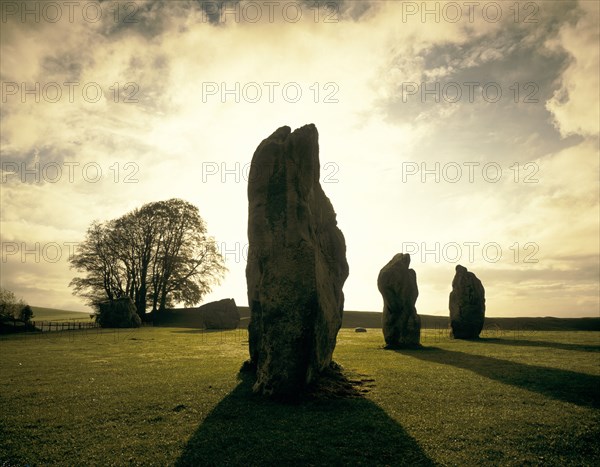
<box><xmin>449</xmin><ymin>265</ymin><xmax>486</xmax><ymax>339</ymax></box>
<box><xmin>199</xmin><ymin>298</ymin><xmax>240</xmax><ymax>330</ymax></box>
<box><xmin>378</xmin><ymin>253</ymin><xmax>421</xmax><ymax>348</ymax></box>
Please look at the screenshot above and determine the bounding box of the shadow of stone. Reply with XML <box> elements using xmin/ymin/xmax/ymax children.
<box><xmin>176</xmin><ymin>369</ymin><xmax>434</xmax><ymax>466</ymax></box>
<box><xmin>478</xmin><ymin>337</ymin><xmax>600</xmax><ymax>353</ymax></box>
<box><xmin>396</xmin><ymin>347</ymin><xmax>600</xmax><ymax>409</ymax></box>
<box><xmin>170</xmin><ymin>329</ymin><xmax>224</xmax><ymax>334</ymax></box>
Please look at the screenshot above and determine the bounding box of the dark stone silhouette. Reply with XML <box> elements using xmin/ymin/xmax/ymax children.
<box><xmin>246</xmin><ymin>123</ymin><xmax>349</xmax><ymax>398</ymax></box>
<box><xmin>449</xmin><ymin>265</ymin><xmax>485</xmax><ymax>339</ymax></box>
<box><xmin>355</xmin><ymin>327</ymin><xmax>367</xmax><ymax>333</ymax></box>
<box><xmin>198</xmin><ymin>298</ymin><xmax>239</xmax><ymax>329</ymax></box>
<box><xmin>97</xmin><ymin>297</ymin><xmax>141</xmax><ymax>328</ymax></box>
<box><xmin>378</xmin><ymin>253</ymin><xmax>421</xmax><ymax>348</ymax></box>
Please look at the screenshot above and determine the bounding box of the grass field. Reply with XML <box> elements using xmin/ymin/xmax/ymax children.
<box><xmin>1</xmin><ymin>328</ymin><xmax>598</xmax><ymax>466</ymax></box>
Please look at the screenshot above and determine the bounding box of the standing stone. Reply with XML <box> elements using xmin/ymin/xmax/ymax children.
<box><xmin>449</xmin><ymin>265</ymin><xmax>486</xmax><ymax>339</ymax></box>
<box><xmin>378</xmin><ymin>253</ymin><xmax>421</xmax><ymax>348</ymax></box>
<box><xmin>246</xmin><ymin>124</ymin><xmax>349</xmax><ymax>398</ymax></box>
<box><xmin>97</xmin><ymin>297</ymin><xmax>142</xmax><ymax>328</ymax></box>
<box><xmin>199</xmin><ymin>298</ymin><xmax>240</xmax><ymax>330</ymax></box>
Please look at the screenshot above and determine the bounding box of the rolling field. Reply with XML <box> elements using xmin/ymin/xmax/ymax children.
<box><xmin>30</xmin><ymin>307</ymin><xmax>93</xmax><ymax>322</ymax></box>
<box><xmin>0</xmin><ymin>328</ymin><xmax>598</xmax><ymax>466</ymax></box>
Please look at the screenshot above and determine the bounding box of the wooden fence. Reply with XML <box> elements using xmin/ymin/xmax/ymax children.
<box><xmin>31</xmin><ymin>320</ymin><xmax>100</xmax><ymax>332</ymax></box>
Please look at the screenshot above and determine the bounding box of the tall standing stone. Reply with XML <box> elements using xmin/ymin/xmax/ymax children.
<box><xmin>449</xmin><ymin>265</ymin><xmax>486</xmax><ymax>339</ymax></box>
<box><xmin>246</xmin><ymin>124</ymin><xmax>349</xmax><ymax>398</ymax></box>
<box><xmin>378</xmin><ymin>253</ymin><xmax>421</xmax><ymax>348</ymax></box>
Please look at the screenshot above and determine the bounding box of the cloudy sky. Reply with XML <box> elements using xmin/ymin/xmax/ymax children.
<box><xmin>1</xmin><ymin>0</ymin><xmax>598</xmax><ymax>317</ymax></box>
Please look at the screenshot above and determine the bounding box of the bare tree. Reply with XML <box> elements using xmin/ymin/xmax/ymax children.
<box><xmin>69</xmin><ymin>199</ymin><xmax>227</xmax><ymax>318</ymax></box>
<box><xmin>69</xmin><ymin>221</ymin><xmax>126</xmax><ymax>305</ymax></box>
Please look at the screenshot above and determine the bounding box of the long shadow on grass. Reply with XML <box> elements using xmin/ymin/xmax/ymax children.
<box><xmin>176</xmin><ymin>370</ymin><xmax>434</xmax><ymax>467</ymax></box>
<box><xmin>170</xmin><ymin>329</ymin><xmax>230</xmax><ymax>334</ymax></box>
<box><xmin>396</xmin><ymin>347</ymin><xmax>600</xmax><ymax>409</ymax></box>
<box><xmin>479</xmin><ymin>337</ymin><xmax>600</xmax><ymax>353</ymax></box>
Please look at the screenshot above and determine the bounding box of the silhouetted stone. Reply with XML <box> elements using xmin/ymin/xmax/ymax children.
<box><xmin>355</xmin><ymin>327</ymin><xmax>367</xmax><ymax>333</ymax></box>
<box><xmin>449</xmin><ymin>265</ymin><xmax>486</xmax><ymax>339</ymax></box>
<box><xmin>199</xmin><ymin>298</ymin><xmax>240</xmax><ymax>330</ymax></box>
<box><xmin>246</xmin><ymin>124</ymin><xmax>349</xmax><ymax>398</ymax></box>
<box><xmin>378</xmin><ymin>253</ymin><xmax>421</xmax><ymax>348</ymax></box>
<box><xmin>97</xmin><ymin>297</ymin><xmax>141</xmax><ymax>328</ymax></box>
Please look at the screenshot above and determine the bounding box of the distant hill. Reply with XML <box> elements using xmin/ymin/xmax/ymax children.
<box><xmin>158</xmin><ymin>306</ymin><xmax>599</xmax><ymax>331</ymax></box>
<box><xmin>30</xmin><ymin>307</ymin><xmax>92</xmax><ymax>321</ymax></box>
<box><xmin>0</xmin><ymin>306</ymin><xmax>93</xmax><ymax>334</ymax></box>
<box><xmin>20</xmin><ymin>305</ymin><xmax>599</xmax><ymax>332</ymax></box>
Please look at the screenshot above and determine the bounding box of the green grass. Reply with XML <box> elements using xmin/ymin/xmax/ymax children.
<box><xmin>1</xmin><ymin>328</ymin><xmax>598</xmax><ymax>466</ymax></box>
